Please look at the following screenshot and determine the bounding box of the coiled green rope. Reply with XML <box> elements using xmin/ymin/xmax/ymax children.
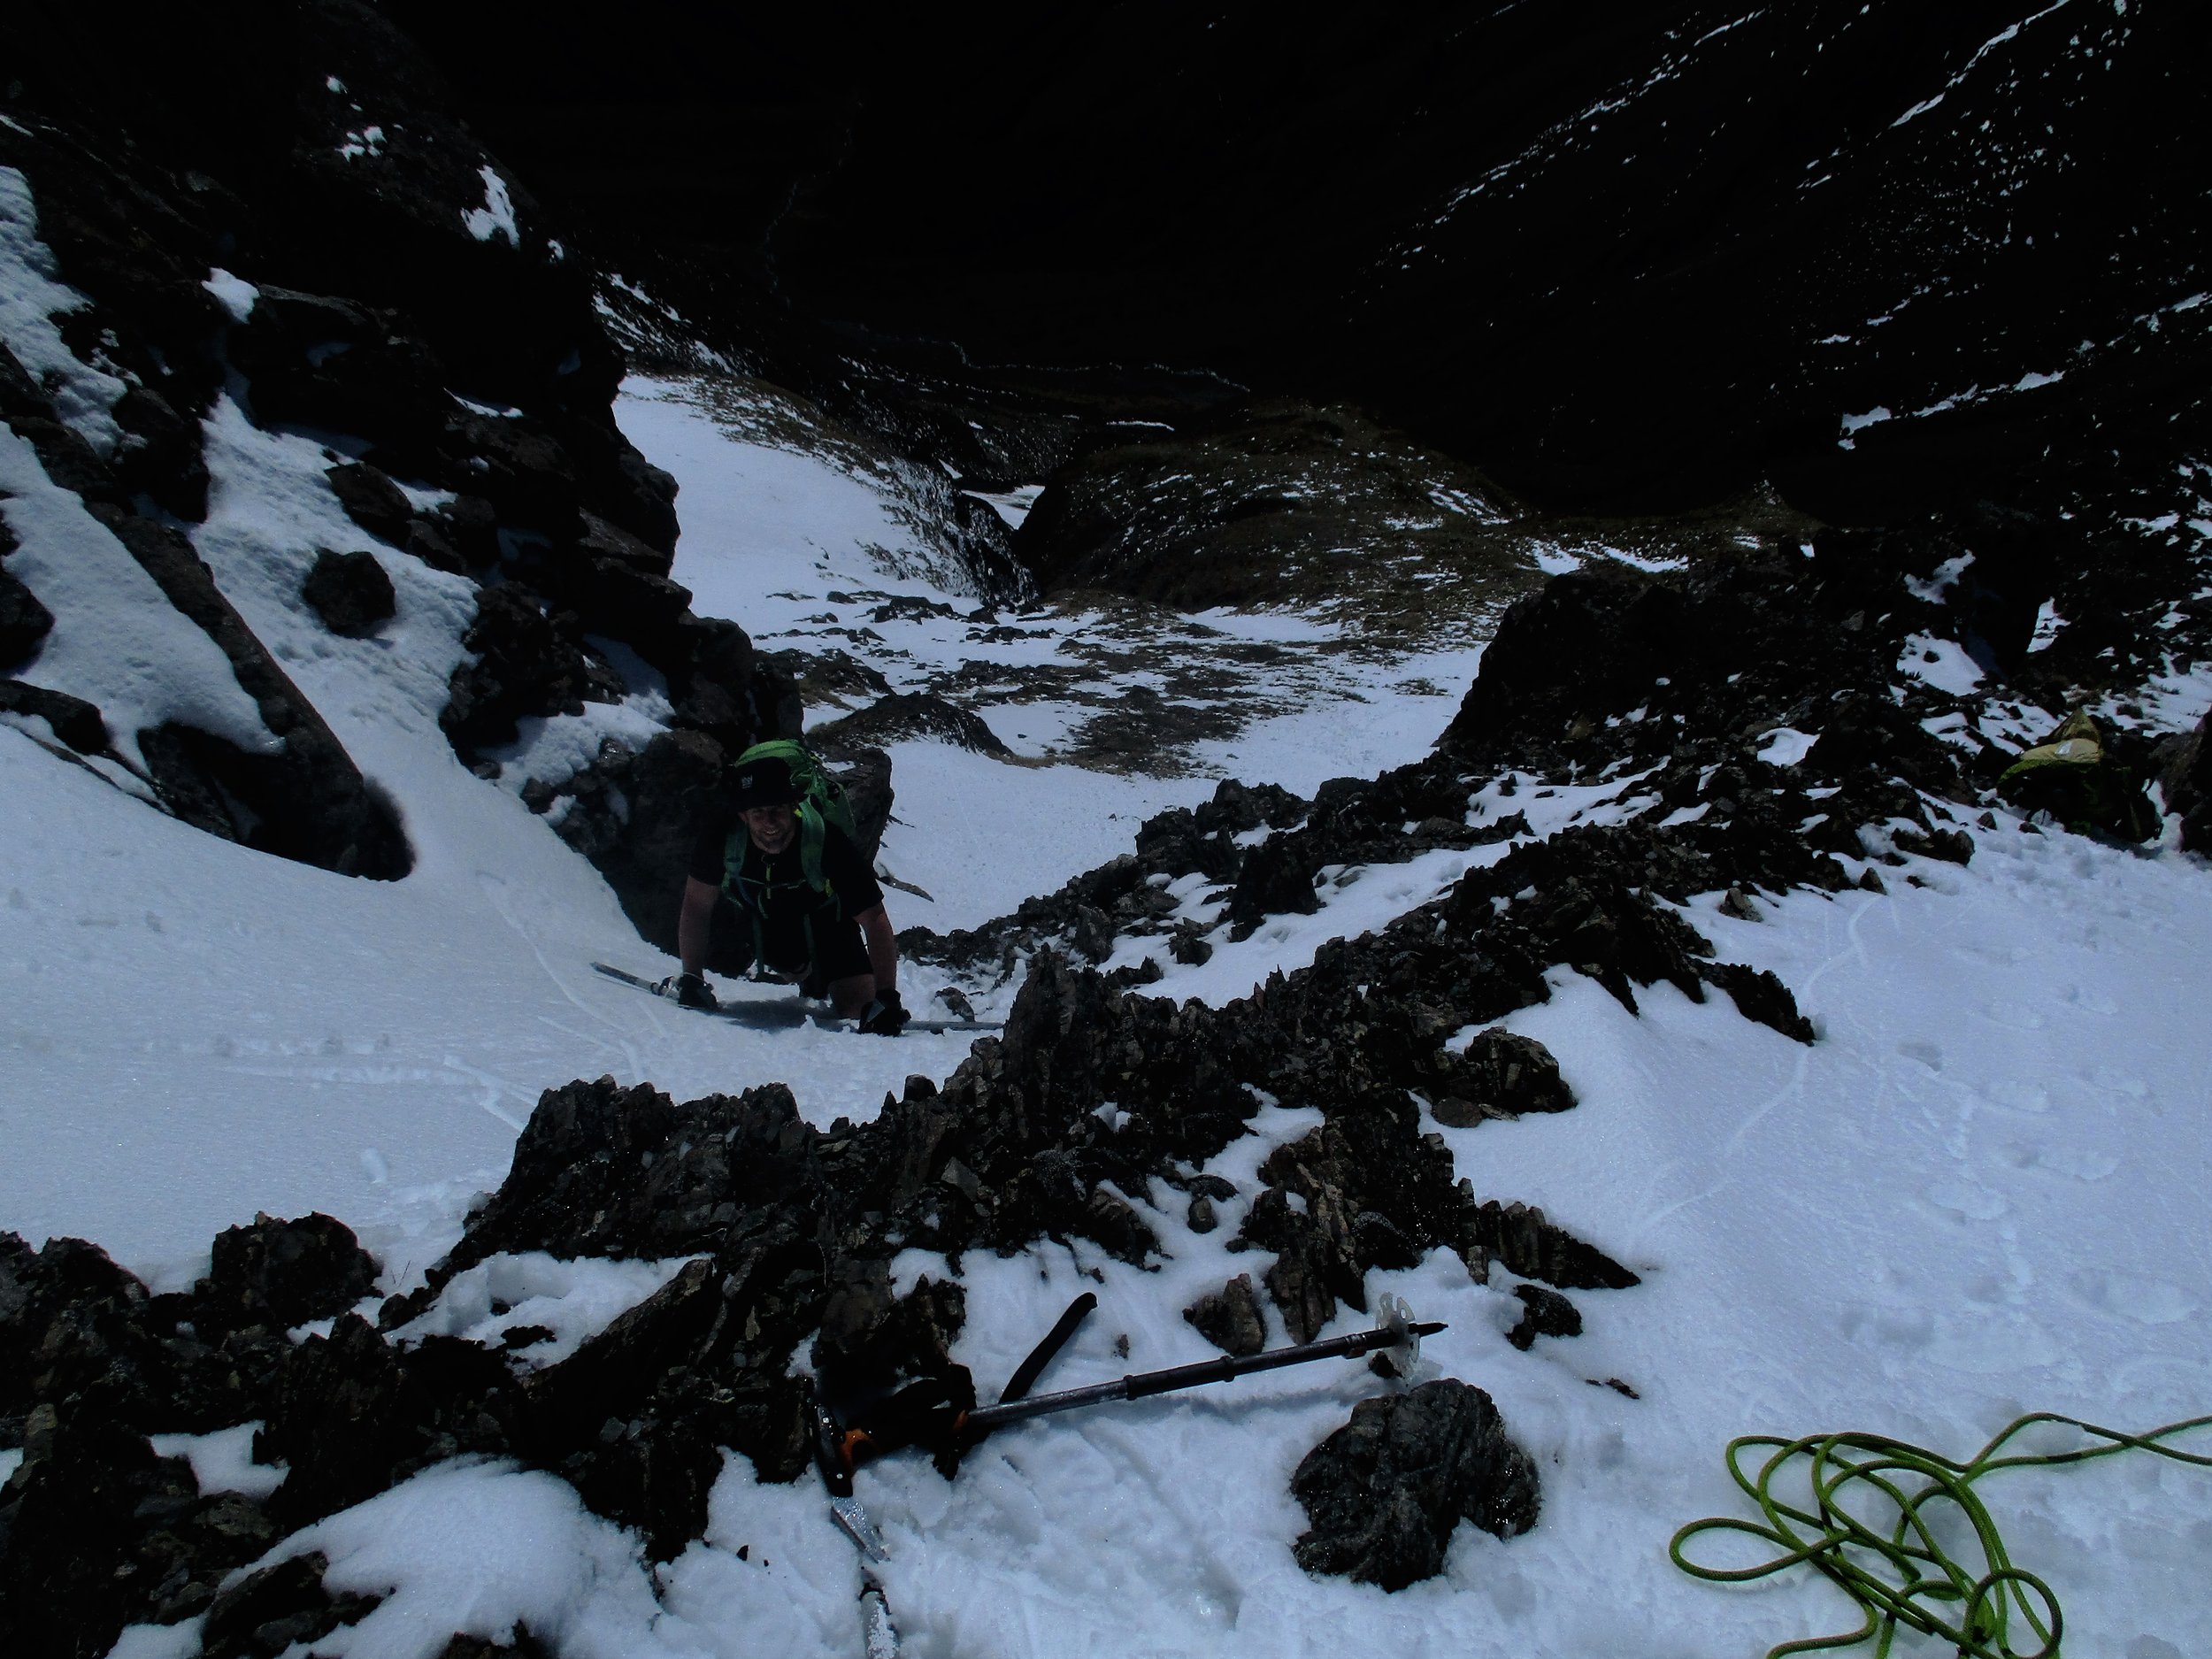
<box><xmin>1670</xmin><ymin>1411</ymin><xmax>2212</xmax><ymax>1658</ymax></box>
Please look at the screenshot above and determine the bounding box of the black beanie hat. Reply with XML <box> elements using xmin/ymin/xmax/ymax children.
<box><xmin>733</xmin><ymin>756</ymin><xmax>800</xmax><ymax>810</ymax></box>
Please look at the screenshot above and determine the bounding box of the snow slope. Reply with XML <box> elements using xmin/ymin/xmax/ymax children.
<box><xmin>8</xmin><ymin>369</ymin><xmax>2212</xmax><ymax>1657</ymax></box>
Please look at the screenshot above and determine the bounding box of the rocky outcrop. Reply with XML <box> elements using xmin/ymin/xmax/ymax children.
<box><xmin>0</xmin><ymin>12</ymin><xmax>810</xmax><ymax>913</ymax></box>
<box><xmin>810</xmin><ymin>692</ymin><xmax>1010</xmax><ymax>757</ymax></box>
<box><xmin>439</xmin><ymin>585</ymin><xmax>625</xmax><ymax>757</ymax></box>
<box><xmin>0</xmin><ymin>1405</ymin><xmax>279</xmax><ymax>1658</ymax></box>
<box><xmin>1015</xmin><ymin>401</ymin><xmax>1529</xmax><ymax>613</ymax></box>
<box><xmin>1291</xmin><ymin>1380</ymin><xmax>1539</xmax><ymax>1590</ymax></box>
<box><xmin>0</xmin><ymin>1215</ymin><xmax>388</xmax><ymax>1656</ymax></box>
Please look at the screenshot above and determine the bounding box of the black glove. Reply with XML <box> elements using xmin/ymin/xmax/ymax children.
<box><xmin>659</xmin><ymin>972</ymin><xmax>718</xmax><ymax>1010</ymax></box>
<box><xmin>857</xmin><ymin>987</ymin><xmax>909</xmax><ymax>1035</ymax></box>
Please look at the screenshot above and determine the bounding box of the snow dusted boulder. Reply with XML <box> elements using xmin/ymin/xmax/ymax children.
<box><xmin>1291</xmin><ymin>1379</ymin><xmax>1539</xmax><ymax>1590</ymax></box>
<box><xmin>1504</xmin><ymin>1284</ymin><xmax>1583</xmax><ymax>1351</ymax></box>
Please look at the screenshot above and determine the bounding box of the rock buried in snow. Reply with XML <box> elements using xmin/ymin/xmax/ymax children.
<box><xmin>1291</xmin><ymin>1379</ymin><xmax>1539</xmax><ymax>1590</ymax></box>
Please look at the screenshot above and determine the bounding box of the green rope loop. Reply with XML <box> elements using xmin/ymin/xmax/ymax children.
<box><xmin>1670</xmin><ymin>1411</ymin><xmax>2212</xmax><ymax>1658</ymax></box>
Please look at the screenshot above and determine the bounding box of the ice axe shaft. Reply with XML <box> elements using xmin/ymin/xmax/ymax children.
<box><xmin>961</xmin><ymin>1317</ymin><xmax>1445</xmax><ymax>1434</ymax></box>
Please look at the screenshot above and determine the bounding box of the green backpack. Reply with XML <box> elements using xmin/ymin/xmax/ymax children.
<box><xmin>724</xmin><ymin>739</ymin><xmax>861</xmax><ymax>902</ymax></box>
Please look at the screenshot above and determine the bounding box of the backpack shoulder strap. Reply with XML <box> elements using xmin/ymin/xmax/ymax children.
<box><xmin>798</xmin><ymin>801</ymin><xmax>832</xmax><ymax>896</ymax></box>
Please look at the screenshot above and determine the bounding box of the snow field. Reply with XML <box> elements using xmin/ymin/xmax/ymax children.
<box><xmin>10</xmin><ymin>336</ymin><xmax>2208</xmax><ymax>1656</ymax></box>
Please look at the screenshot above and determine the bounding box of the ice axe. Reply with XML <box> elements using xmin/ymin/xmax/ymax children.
<box><xmin>816</xmin><ymin>1290</ymin><xmax>1440</xmax><ymax>1491</ymax></box>
<box><xmin>810</xmin><ymin>1292</ymin><xmax>1439</xmax><ymax>1655</ymax></box>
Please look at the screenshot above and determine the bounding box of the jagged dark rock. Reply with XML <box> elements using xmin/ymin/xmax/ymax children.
<box><xmin>0</xmin><ymin>566</ymin><xmax>55</xmax><ymax>670</ymax></box>
<box><xmin>1183</xmin><ymin>1275</ymin><xmax>1266</xmax><ymax>1358</ymax></box>
<box><xmin>0</xmin><ymin>1231</ymin><xmax>284</xmax><ymax>1436</ymax></box>
<box><xmin>301</xmin><ymin>548</ymin><xmax>397</xmax><ymax>636</ymax></box>
<box><xmin>0</xmin><ymin>679</ymin><xmax>108</xmax><ymax>753</ymax></box>
<box><xmin>1291</xmin><ymin>1380</ymin><xmax>1540</xmax><ymax>1590</ymax></box>
<box><xmin>0</xmin><ymin>1399</ymin><xmax>280</xmax><ymax>1658</ymax></box>
<box><xmin>422</xmin><ymin>1079</ymin><xmax>825</xmax><ymax>1281</ymax></box>
<box><xmin>1506</xmin><ymin>1284</ymin><xmax>1583</xmax><ymax>1350</ymax></box>
<box><xmin>2163</xmin><ymin>709</ymin><xmax>2212</xmax><ymax>854</ymax></box>
<box><xmin>1240</xmin><ymin>1088</ymin><xmax>1465</xmax><ymax>1342</ymax></box>
<box><xmin>525</xmin><ymin>1223</ymin><xmax>825</xmax><ymax>1556</ymax></box>
<box><xmin>196</xmin><ymin>1212</ymin><xmax>382</xmax><ymax>1339</ymax></box>
<box><xmin>907</xmin><ymin>776</ymin><xmax>1310</xmax><ymax>973</ymax></box>
<box><xmin>811</xmin><ymin>692</ymin><xmax>1010</xmax><ymax>757</ymax></box>
<box><xmin>257</xmin><ymin>1315</ymin><xmax>519</xmax><ymax>1527</ymax></box>
<box><xmin>1466</xmin><ymin>1202</ymin><xmax>1640</xmax><ymax>1293</ymax></box>
<box><xmin>201</xmin><ymin>1551</ymin><xmax>383</xmax><ymax>1659</ymax></box>
<box><xmin>1431</xmin><ymin>1032</ymin><xmax>1575</xmax><ymax>1127</ymax></box>
<box><xmin>440</xmin><ymin>584</ymin><xmax>624</xmax><ymax>757</ymax></box>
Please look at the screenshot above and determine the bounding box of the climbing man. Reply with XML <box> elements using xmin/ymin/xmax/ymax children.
<box><xmin>667</xmin><ymin>752</ymin><xmax>908</xmax><ymax>1033</ymax></box>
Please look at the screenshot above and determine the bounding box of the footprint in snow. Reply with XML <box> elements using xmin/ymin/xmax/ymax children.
<box><xmin>1982</xmin><ymin>1079</ymin><xmax>2050</xmax><ymax>1114</ymax></box>
<box><xmin>2059</xmin><ymin>984</ymin><xmax>2121</xmax><ymax>1016</ymax></box>
<box><xmin>2068</xmin><ymin>1268</ymin><xmax>2197</xmax><ymax>1325</ymax></box>
<box><xmin>2001</xmin><ymin>1141</ymin><xmax>2120</xmax><ymax>1182</ymax></box>
<box><xmin>1924</xmin><ymin>1181</ymin><xmax>2008</xmax><ymax>1222</ymax></box>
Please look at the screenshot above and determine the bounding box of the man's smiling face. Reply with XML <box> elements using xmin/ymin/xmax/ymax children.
<box><xmin>742</xmin><ymin>802</ymin><xmax>797</xmax><ymax>853</ymax></box>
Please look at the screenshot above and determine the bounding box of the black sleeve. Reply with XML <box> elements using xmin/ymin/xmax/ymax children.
<box><xmin>689</xmin><ymin>822</ymin><xmax>734</xmax><ymax>885</ymax></box>
<box><xmin>823</xmin><ymin>826</ymin><xmax>885</xmax><ymax>915</ymax></box>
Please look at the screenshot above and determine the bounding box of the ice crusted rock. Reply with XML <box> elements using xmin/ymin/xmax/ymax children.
<box><xmin>1291</xmin><ymin>1379</ymin><xmax>1539</xmax><ymax>1590</ymax></box>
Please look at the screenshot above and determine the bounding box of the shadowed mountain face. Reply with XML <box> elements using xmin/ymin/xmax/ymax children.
<box><xmin>387</xmin><ymin>2</ymin><xmax>2207</xmax><ymax>516</ymax></box>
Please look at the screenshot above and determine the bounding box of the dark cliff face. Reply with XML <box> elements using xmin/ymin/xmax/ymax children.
<box><xmin>386</xmin><ymin>2</ymin><xmax>2206</xmax><ymax>517</ymax></box>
